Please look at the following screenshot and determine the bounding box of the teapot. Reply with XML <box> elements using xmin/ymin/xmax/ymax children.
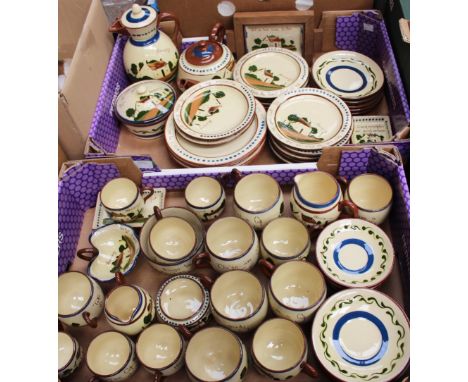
<box><xmin>110</xmin><ymin>3</ymin><xmax>180</xmax><ymax>82</ymax></box>
<box><xmin>177</xmin><ymin>23</ymin><xmax>235</xmax><ymax>92</ymax></box>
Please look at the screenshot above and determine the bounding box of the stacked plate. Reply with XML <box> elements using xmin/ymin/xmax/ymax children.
<box><xmin>312</xmin><ymin>51</ymin><xmax>385</xmax><ymax>115</ymax></box>
<box><xmin>266</xmin><ymin>88</ymin><xmax>353</xmax><ymax>163</ymax></box>
<box><xmin>233</xmin><ymin>47</ymin><xmax>309</xmax><ymax>108</ymax></box>
<box><xmin>165</xmin><ymin>79</ymin><xmax>267</xmax><ymax>167</ymax></box>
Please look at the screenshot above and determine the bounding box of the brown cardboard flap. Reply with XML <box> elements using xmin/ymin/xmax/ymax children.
<box><xmin>58</xmin><ymin>97</ymin><xmax>86</xmax><ymax>160</ymax></box>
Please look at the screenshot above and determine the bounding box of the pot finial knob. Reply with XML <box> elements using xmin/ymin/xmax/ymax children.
<box><xmin>132</xmin><ymin>4</ymin><xmax>142</xmax><ymax>15</ymax></box>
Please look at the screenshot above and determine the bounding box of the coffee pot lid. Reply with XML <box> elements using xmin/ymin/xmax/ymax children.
<box><xmin>121</xmin><ymin>4</ymin><xmax>157</xmax><ymax>29</ymax></box>
<box><xmin>185</xmin><ymin>40</ymin><xmax>224</xmax><ymax>66</ymax></box>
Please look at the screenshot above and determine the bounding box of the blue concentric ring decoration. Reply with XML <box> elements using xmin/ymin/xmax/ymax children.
<box><xmin>332</xmin><ymin>311</ymin><xmax>389</xmax><ymax>366</ymax></box>
<box><xmin>333</xmin><ymin>238</ymin><xmax>374</xmax><ymax>274</ymax></box>
<box><xmin>126</xmin><ymin>7</ymin><xmax>151</xmax><ymax>23</ymax></box>
<box><xmin>325</xmin><ymin>66</ymin><xmax>368</xmax><ymax>94</ymax></box>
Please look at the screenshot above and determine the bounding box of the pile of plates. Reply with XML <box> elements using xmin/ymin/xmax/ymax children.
<box><xmin>266</xmin><ymin>88</ymin><xmax>353</xmax><ymax>163</ymax></box>
<box><xmin>233</xmin><ymin>47</ymin><xmax>309</xmax><ymax>108</ymax></box>
<box><xmin>312</xmin><ymin>51</ymin><xmax>385</xmax><ymax>115</ymax></box>
<box><xmin>165</xmin><ymin>79</ymin><xmax>267</xmax><ymax>167</ymax></box>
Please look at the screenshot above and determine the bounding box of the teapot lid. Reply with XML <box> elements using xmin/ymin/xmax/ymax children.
<box><xmin>185</xmin><ymin>40</ymin><xmax>224</xmax><ymax>66</ymax></box>
<box><xmin>121</xmin><ymin>4</ymin><xmax>157</xmax><ymax>29</ymax></box>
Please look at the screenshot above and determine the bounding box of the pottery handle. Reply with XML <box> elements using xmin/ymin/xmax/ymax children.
<box><xmin>336</xmin><ymin>175</ymin><xmax>348</xmax><ymax>191</ymax></box>
<box><xmin>89</xmin><ymin>377</ymin><xmax>101</xmax><ymax>382</ymax></box>
<box><xmin>338</xmin><ymin>200</ymin><xmax>359</xmax><ymax>219</ymax></box>
<box><xmin>193</xmin><ymin>252</ymin><xmax>211</xmax><ymax>269</ymax></box>
<box><xmin>153</xmin><ymin>206</ymin><xmax>163</xmax><ymax>220</ymax></box>
<box><xmin>301</xmin><ymin>362</ymin><xmax>319</xmax><ymax>379</ymax></box>
<box><xmin>231</xmin><ymin>168</ymin><xmax>242</xmax><ymax>183</ymax></box>
<box><xmin>82</xmin><ymin>312</ymin><xmax>98</xmax><ymax>328</ymax></box>
<box><xmin>210</xmin><ymin>22</ymin><xmax>225</xmax><ymax>42</ymax></box>
<box><xmin>178</xmin><ymin>325</ymin><xmax>193</xmax><ymax>340</ymax></box>
<box><xmin>258</xmin><ymin>259</ymin><xmax>275</xmax><ymax>278</ymax></box>
<box><xmin>159</xmin><ymin>12</ymin><xmax>180</xmax><ymax>45</ymax></box>
<box><xmin>109</xmin><ymin>17</ymin><xmax>127</xmax><ymax>35</ymax></box>
<box><xmin>58</xmin><ymin>320</ymin><xmax>65</xmax><ymax>332</ymax></box>
<box><xmin>141</xmin><ymin>187</ymin><xmax>155</xmax><ymax>202</ymax></box>
<box><xmin>77</xmin><ymin>248</ymin><xmax>98</xmax><ymax>261</ymax></box>
<box><xmin>154</xmin><ymin>371</ymin><xmax>165</xmax><ymax>382</ymax></box>
<box><xmin>115</xmin><ymin>272</ymin><xmax>126</xmax><ymax>285</ymax></box>
<box><xmin>199</xmin><ymin>274</ymin><xmax>214</xmax><ymax>289</ymax></box>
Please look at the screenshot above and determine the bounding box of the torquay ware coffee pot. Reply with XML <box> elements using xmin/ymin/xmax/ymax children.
<box><xmin>110</xmin><ymin>3</ymin><xmax>180</xmax><ymax>82</ymax></box>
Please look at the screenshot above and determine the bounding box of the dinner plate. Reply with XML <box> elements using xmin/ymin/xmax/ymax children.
<box><xmin>234</xmin><ymin>47</ymin><xmax>309</xmax><ymax>99</ymax></box>
<box><xmin>173</xmin><ymin>79</ymin><xmax>256</xmax><ymax>142</ymax></box>
<box><xmin>312</xmin><ymin>289</ymin><xmax>410</xmax><ymax>382</ymax></box>
<box><xmin>315</xmin><ymin>219</ymin><xmax>395</xmax><ymax>288</ymax></box>
<box><xmin>267</xmin><ymin>88</ymin><xmax>353</xmax><ymax>151</ymax></box>
<box><xmin>312</xmin><ymin>51</ymin><xmax>384</xmax><ymax>100</ymax></box>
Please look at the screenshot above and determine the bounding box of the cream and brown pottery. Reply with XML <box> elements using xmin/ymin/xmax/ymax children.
<box><xmin>109</xmin><ymin>4</ymin><xmax>180</xmax><ymax>82</ymax></box>
<box><xmin>185</xmin><ymin>327</ymin><xmax>248</xmax><ymax>382</ymax></box>
<box><xmin>259</xmin><ymin>260</ymin><xmax>327</xmax><ymax>323</ymax></box>
<box><xmin>232</xmin><ymin>171</ymin><xmax>284</xmax><ymax>229</ymax></box>
<box><xmin>194</xmin><ymin>216</ymin><xmax>259</xmax><ymax>272</ymax></box>
<box><xmin>155</xmin><ymin>274</ymin><xmax>211</xmax><ymax>337</ymax></box>
<box><xmin>177</xmin><ymin>23</ymin><xmax>235</xmax><ymax>92</ymax></box>
<box><xmin>209</xmin><ymin>270</ymin><xmax>268</xmax><ymax>333</ymax></box>
<box><xmin>86</xmin><ymin>331</ymin><xmax>138</xmax><ymax>381</ymax></box>
<box><xmin>136</xmin><ymin>324</ymin><xmax>186</xmax><ymax>380</ymax></box>
<box><xmin>316</xmin><ymin>218</ymin><xmax>395</xmax><ymax>289</ymax></box>
<box><xmin>311</xmin><ymin>289</ymin><xmax>410</xmax><ymax>382</ymax></box>
<box><xmin>100</xmin><ymin>177</ymin><xmax>154</xmax><ymax>223</ymax></box>
<box><xmin>252</xmin><ymin>318</ymin><xmax>318</xmax><ymax>380</ymax></box>
<box><xmin>260</xmin><ymin>217</ymin><xmax>311</xmax><ymax>265</ymax></box>
<box><xmin>114</xmin><ymin>80</ymin><xmax>177</xmax><ymax>139</ymax></box>
<box><xmin>290</xmin><ymin>171</ymin><xmax>358</xmax><ymax>228</ymax></box>
<box><xmin>58</xmin><ymin>271</ymin><xmax>104</xmax><ymax>328</ymax></box>
<box><xmin>184</xmin><ymin>176</ymin><xmax>226</xmax><ymax>221</ymax></box>
<box><xmin>234</xmin><ymin>47</ymin><xmax>309</xmax><ymax>100</ymax></box>
<box><xmin>58</xmin><ymin>332</ymin><xmax>83</xmax><ymax>378</ymax></box>
<box><xmin>105</xmin><ymin>284</ymin><xmax>156</xmax><ymax>336</ymax></box>
<box><xmin>77</xmin><ymin>224</ymin><xmax>140</xmax><ymax>283</ymax></box>
<box><xmin>344</xmin><ymin>173</ymin><xmax>393</xmax><ymax>225</ymax></box>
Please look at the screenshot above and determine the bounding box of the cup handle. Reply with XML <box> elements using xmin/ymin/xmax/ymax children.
<box><xmin>336</xmin><ymin>175</ymin><xmax>348</xmax><ymax>191</ymax></box>
<box><xmin>58</xmin><ymin>320</ymin><xmax>65</xmax><ymax>332</ymax></box>
<box><xmin>178</xmin><ymin>325</ymin><xmax>192</xmax><ymax>340</ymax></box>
<box><xmin>77</xmin><ymin>248</ymin><xmax>98</xmax><ymax>261</ymax></box>
<box><xmin>193</xmin><ymin>252</ymin><xmax>211</xmax><ymax>269</ymax></box>
<box><xmin>231</xmin><ymin>168</ymin><xmax>242</xmax><ymax>183</ymax></box>
<box><xmin>154</xmin><ymin>371</ymin><xmax>164</xmax><ymax>382</ymax></box>
<box><xmin>82</xmin><ymin>312</ymin><xmax>98</xmax><ymax>328</ymax></box>
<box><xmin>115</xmin><ymin>272</ymin><xmax>126</xmax><ymax>285</ymax></box>
<box><xmin>210</xmin><ymin>22</ymin><xmax>225</xmax><ymax>42</ymax></box>
<box><xmin>141</xmin><ymin>187</ymin><xmax>155</xmax><ymax>202</ymax></box>
<box><xmin>338</xmin><ymin>200</ymin><xmax>359</xmax><ymax>219</ymax></box>
<box><xmin>258</xmin><ymin>259</ymin><xmax>275</xmax><ymax>278</ymax></box>
<box><xmin>159</xmin><ymin>12</ymin><xmax>180</xmax><ymax>45</ymax></box>
<box><xmin>301</xmin><ymin>362</ymin><xmax>319</xmax><ymax>378</ymax></box>
<box><xmin>153</xmin><ymin>206</ymin><xmax>163</xmax><ymax>220</ymax></box>
<box><xmin>199</xmin><ymin>274</ymin><xmax>214</xmax><ymax>289</ymax></box>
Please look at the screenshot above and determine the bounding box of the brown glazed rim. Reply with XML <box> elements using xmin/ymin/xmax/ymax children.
<box><xmin>233</xmin><ymin>173</ymin><xmax>281</xmax><ymax>214</ymax></box>
<box><xmin>136</xmin><ymin>324</ymin><xmax>184</xmax><ymax>371</ymax></box>
<box><xmin>347</xmin><ymin>173</ymin><xmax>393</xmax><ymax>212</ymax></box>
<box><xmin>58</xmin><ymin>332</ymin><xmax>78</xmax><ymax>372</ymax></box>
<box><xmin>211</xmin><ymin>270</ymin><xmax>266</xmax><ymax>322</ymax></box>
<box><xmin>104</xmin><ymin>285</ymin><xmax>148</xmax><ymax>326</ymax></box>
<box><xmin>58</xmin><ymin>271</ymin><xmax>94</xmax><ymax>318</ymax></box>
<box><xmin>185</xmin><ymin>326</ymin><xmax>244</xmax><ymax>382</ymax></box>
<box><xmin>86</xmin><ymin>331</ymin><xmax>133</xmax><ymax>378</ymax></box>
<box><xmin>100</xmin><ymin>177</ymin><xmax>139</xmax><ymax>212</ymax></box>
<box><xmin>252</xmin><ymin>318</ymin><xmax>307</xmax><ymax>374</ymax></box>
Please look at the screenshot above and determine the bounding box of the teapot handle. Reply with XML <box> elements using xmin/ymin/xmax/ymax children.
<box><xmin>210</xmin><ymin>22</ymin><xmax>225</xmax><ymax>42</ymax></box>
<box><xmin>159</xmin><ymin>12</ymin><xmax>180</xmax><ymax>45</ymax></box>
<box><xmin>77</xmin><ymin>248</ymin><xmax>98</xmax><ymax>261</ymax></box>
<box><xmin>109</xmin><ymin>17</ymin><xmax>128</xmax><ymax>35</ymax></box>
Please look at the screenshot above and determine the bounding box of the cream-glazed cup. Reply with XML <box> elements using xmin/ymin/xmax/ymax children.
<box><xmin>100</xmin><ymin>177</ymin><xmax>154</xmax><ymax>223</ymax></box>
<box><xmin>58</xmin><ymin>332</ymin><xmax>83</xmax><ymax>379</ymax></box>
<box><xmin>86</xmin><ymin>331</ymin><xmax>138</xmax><ymax>381</ymax></box>
<box><xmin>194</xmin><ymin>216</ymin><xmax>259</xmax><ymax>272</ymax></box>
<box><xmin>209</xmin><ymin>270</ymin><xmax>268</xmax><ymax>333</ymax></box>
<box><xmin>185</xmin><ymin>327</ymin><xmax>248</xmax><ymax>382</ymax></box>
<box><xmin>136</xmin><ymin>324</ymin><xmax>186</xmax><ymax>380</ymax></box>
<box><xmin>260</xmin><ymin>217</ymin><xmax>311</xmax><ymax>265</ymax></box>
<box><xmin>232</xmin><ymin>169</ymin><xmax>284</xmax><ymax>229</ymax></box>
<box><xmin>104</xmin><ymin>284</ymin><xmax>156</xmax><ymax>336</ymax></box>
<box><xmin>185</xmin><ymin>176</ymin><xmax>226</xmax><ymax>222</ymax></box>
<box><xmin>252</xmin><ymin>318</ymin><xmax>318</xmax><ymax>380</ymax></box>
<box><xmin>259</xmin><ymin>260</ymin><xmax>327</xmax><ymax>323</ymax></box>
<box><xmin>345</xmin><ymin>173</ymin><xmax>393</xmax><ymax>224</ymax></box>
<box><xmin>155</xmin><ymin>274</ymin><xmax>211</xmax><ymax>338</ymax></box>
<box><xmin>58</xmin><ymin>271</ymin><xmax>104</xmax><ymax>328</ymax></box>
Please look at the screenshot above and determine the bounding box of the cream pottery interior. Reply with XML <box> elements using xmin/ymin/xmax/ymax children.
<box><xmin>137</xmin><ymin>324</ymin><xmax>181</xmax><ymax>369</ymax></box>
<box><xmin>253</xmin><ymin>319</ymin><xmax>304</xmax><ymax>371</ymax></box>
<box><xmin>58</xmin><ymin>272</ymin><xmax>92</xmax><ymax>315</ymax></box>
<box><xmin>271</xmin><ymin>262</ymin><xmax>325</xmax><ymax>309</ymax></box>
<box><xmin>185</xmin><ymin>177</ymin><xmax>222</xmax><ymax>207</ymax></box>
<box><xmin>106</xmin><ymin>286</ymin><xmax>140</xmax><ymax>323</ymax></box>
<box><xmin>294</xmin><ymin>172</ymin><xmax>338</xmax><ymax>205</ymax></box>
<box><xmin>160</xmin><ymin>278</ymin><xmax>204</xmax><ymax>320</ymax></box>
<box><xmin>234</xmin><ymin>174</ymin><xmax>279</xmax><ymax>211</ymax></box>
<box><xmin>206</xmin><ymin>217</ymin><xmax>253</xmax><ymax>259</ymax></box>
<box><xmin>186</xmin><ymin>327</ymin><xmax>241</xmax><ymax>380</ymax></box>
<box><xmin>100</xmin><ymin>178</ymin><xmax>138</xmax><ymax>209</ymax></box>
<box><xmin>150</xmin><ymin>217</ymin><xmax>196</xmax><ymax>260</ymax></box>
<box><xmin>58</xmin><ymin>332</ymin><xmax>74</xmax><ymax>369</ymax></box>
<box><xmin>87</xmin><ymin>332</ymin><xmax>130</xmax><ymax>376</ymax></box>
<box><xmin>348</xmin><ymin>174</ymin><xmax>393</xmax><ymax>210</ymax></box>
<box><xmin>263</xmin><ymin>218</ymin><xmax>308</xmax><ymax>257</ymax></box>
<box><xmin>211</xmin><ymin>271</ymin><xmax>262</xmax><ymax>319</ymax></box>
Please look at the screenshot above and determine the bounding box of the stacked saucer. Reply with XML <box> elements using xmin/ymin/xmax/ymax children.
<box><xmin>266</xmin><ymin>88</ymin><xmax>353</xmax><ymax>163</ymax></box>
<box><xmin>233</xmin><ymin>47</ymin><xmax>309</xmax><ymax>108</ymax></box>
<box><xmin>312</xmin><ymin>50</ymin><xmax>385</xmax><ymax>115</ymax></box>
<box><xmin>165</xmin><ymin>79</ymin><xmax>267</xmax><ymax>167</ymax></box>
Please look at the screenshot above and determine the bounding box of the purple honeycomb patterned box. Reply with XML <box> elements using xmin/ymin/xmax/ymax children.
<box><xmin>58</xmin><ymin>147</ymin><xmax>410</xmax><ymax>312</ymax></box>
